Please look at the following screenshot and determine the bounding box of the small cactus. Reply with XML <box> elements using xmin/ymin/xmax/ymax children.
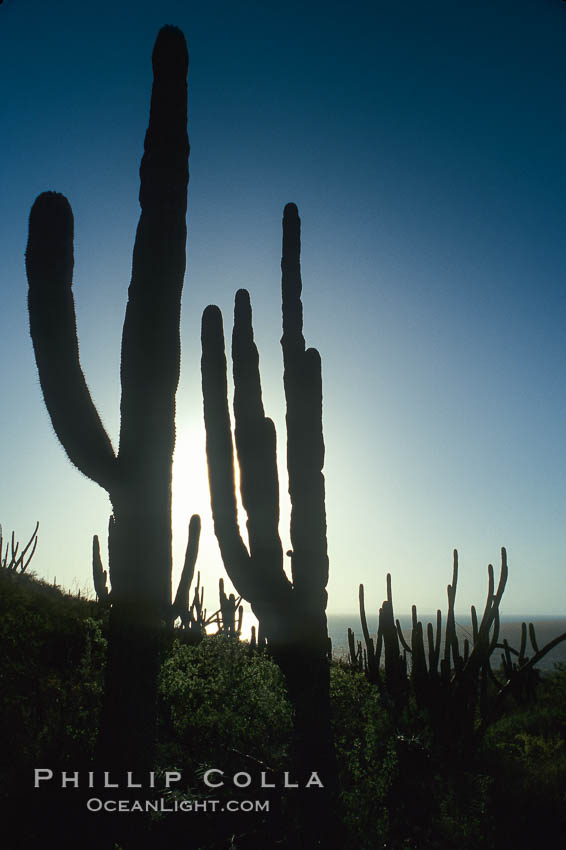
<box><xmin>0</xmin><ymin>522</ymin><xmax>39</xmax><ymax>573</ymax></box>
<box><xmin>350</xmin><ymin>548</ymin><xmax>566</xmax><ymax>748</ymax></box>
<box><xmin>92</xmin><ymin>532</ymin><xmax>110</xmax><ymax>605</ymax></box>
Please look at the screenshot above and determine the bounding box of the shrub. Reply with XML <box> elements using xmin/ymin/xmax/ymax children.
<box><xmin>0</xmin><ymin>570</ymin><xmax>106</xmax><ymax>800</ymax></box>
<box><xmin>330</xmin><ymin>662</ymin><xmax>394</xmax><ymax>848</ymax></box>
<box><xmin>158</xmin><ymin>635</ymin><xmax>292</xmax><ymax>779</ymax></box>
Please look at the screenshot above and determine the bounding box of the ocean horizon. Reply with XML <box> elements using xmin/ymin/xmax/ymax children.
<box><xmin>235</xmin><ymin>609</ymin><xmax>566</xmax><ymax>672</ymax></box>
<box><xmin>327</xmin><ymin>613</ymin><xmax>566</xmax><ymax>672</ymax></box>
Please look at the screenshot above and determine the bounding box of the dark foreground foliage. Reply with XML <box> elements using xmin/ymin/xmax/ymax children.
<box><xmin>1</xmin><ymin>569</ymin><xmax>565</xmax><ymax>849</ymax></box>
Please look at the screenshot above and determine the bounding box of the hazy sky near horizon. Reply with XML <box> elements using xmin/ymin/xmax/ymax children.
<box><xmin>1</xmin><ymin>0</ymin><xmax>565</xmax><ymax>619</ymax></box>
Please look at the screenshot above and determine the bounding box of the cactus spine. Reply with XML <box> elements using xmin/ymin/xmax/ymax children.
<box><xmin>25</xmin><ymin>26</ymin><xmax>190</xmax><ymax>769</ymax></box>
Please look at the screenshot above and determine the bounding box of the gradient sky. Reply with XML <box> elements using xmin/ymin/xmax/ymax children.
<box><xmin>1</xmin><ymin>0</ymin><xmax>565</xmax><ymax>620</ymax></box>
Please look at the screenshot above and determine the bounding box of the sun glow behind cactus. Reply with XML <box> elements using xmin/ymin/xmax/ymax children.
<box><xmin>171</xmin><ymin>413</ymin><xmax>289</xmax><ymax>639</ymax></box>
<box><xmin>2</xmin><ymin>0</ymin><xmax>566</xmax><ymax>618</ymax></box>
<box><xmin>171</xmin><ymin>418</ymin><xmax>225</xmax><ymax>607</ymax></box>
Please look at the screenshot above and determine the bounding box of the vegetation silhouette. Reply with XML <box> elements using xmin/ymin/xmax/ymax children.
<box><xmin>12</xmin><ymin>15</ymin><xmax>566</xmax><ymax>850</ymax></box>
<box><xmin>0</xmin><ymin>521</ymin><xmax>38</xmax><ymax>573</ymax></box>
<box><xmin>201</xmin><ymin>203</ymin><xmax>339</xmax><ymax>844</ymax></box>
<box><xmin>3</xmin><ymin>564</ymin><xmax>566</xmax><ymax>849</ymax></box>
<box><xmin>25</xmin><ymin>25</ymin><xmax>190</xmax><ymax>778</ymax></box>
<box><xmin>348</xmin><ymin>548</ymin><xmax>566</xmax><ymax>751</ymax></box>
<box><xmin>92</xmin><ymin>519</ymin><xmax>244</xmax><ymax>638</ymax></box>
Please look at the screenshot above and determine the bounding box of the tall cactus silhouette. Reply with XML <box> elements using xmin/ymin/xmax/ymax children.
<box><xmin>201</xmin><ymin>203</ymin><xmax>335</xmax><ymax>797</ymax></box>
<box><xmin>25</xmin><ymin>26</ymin><xmax>189</xmax><ymax>769</ymax></box>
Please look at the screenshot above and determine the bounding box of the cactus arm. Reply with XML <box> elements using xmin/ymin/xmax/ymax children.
<box><xmin>14</xmin><ymin>522</ymin><xmax>39</xmax><ymax>574</ymax></box>
<box><xmin>92</xmin><ymin>534</ymin><xmax>110</xmax><ymax>602</ymax></box>
<box><xmin>281</xmin><ymin>202</ymin><xmax>328</xmax><ymax>604</ymax></box>
<box><xmin>471</xmin><ymin>604</ymin><xmax>479</xmax><ymax>644</ymax></box>
<box><xmin>26</xmin><ymin>193</ymin><xmax>117</xmax><ymax>490</ymax></box>
<box><xmin>397</xmin><ymin>618</ymin><xmax>412</xmax><ymax>655</ymax></box>
<box><xmin>358</xmin><ymin>584</ymin><xmax>372</xmax><ymax>651</ymax></box>
<box><xmin>516</xmin><ymin>631</ymin><xmax>566</xmax><ymax>672</ymax></box>
<box><xmin>118</xmin><ymin>26</ymin><xmax>189</xmax><ymax>475</ymax></box>
<box><xmin>529</xmin><ymin>622</ymin><xmax>539</xmax><ymax>654</ymax></box>
<box><xmin>359</xmin><ymin>583</ymin><xmax>378</xmax><ymax>676</ymax></box>
<box><xmin>379</xmin><ymin>599</ymin><xmax>403</xmax><ymax>697</ymax></box>
<box><xmin>1</xmin><ymin>523</ymin><xmax>39</xmax><ymax>573</ymax></box>
<box><xmin>375</xmin><ymin>626</ymin><xmax>383</xmax><ymax>668</ymax></box>
<box><xmin>202</xmin><ymin>303</ymin><xmax>293</xmax><ymax>609</ymax></box>
<box><xmin>478</xmin><ymin>629</ymin><xmax>566</xmax><ymax>738</ymax></box>
<box><xmin>347</xmin><ymin>628</ymin><xmax>357</xmax><ymax>667</ymax></box>
<box><xmin>172</xmin><ymin>514</ymin><xmax>201</xmax><ymax>620</ymax></box>
<box><xmin>10</xmin><ymin>533</ymin><xmax>19</xmax><ymax>565</ymax></box>
<box><xmin>232</xmin><ymin>289</ymin><xmax>289</xmax><ymax>593</ymax></box>
<box><xmin>489</xmin><ymin>606</ymin><xmax>501</xmax><ymax>653</ymax></box>
<box><xmin>426</xmin><ymin>622</ymin><xmax>436</xmax><ymax>672</ymax></box>
<box><xmin>494</xmin><ymin>547</ymin><xmax>508</xmax><ymax>606</ymax></box>
<box><xmin>411</xmin><ymin>620</ymin><xmax>428</xmax><ymax>703</ymax></box>
<box><xmin>462</xmin><ymin>549</ymin><xmax>508</xmax><ymax>679</ymax></box>
<box><xmin>482</xmin><ymin>562</ymin><xmax>495</xmax><ymax>624</ymax></box>
<box><xmin>110</xmin><ymin>27</ymin><xmax>190</xmax><ymax>611</ymax></box>
<box><xmin>433</xmin><ymin>609</ymin><xmax>442</xmax><ymax>670</ymax></box>
<box><xmin>444</xmin><ymin>549</ymin><xmax>460</xmax><ymax>667</ymax></box>
<box><xmin>479</xmin><ymin>548</ymin><xmax>508</xmax><ymax>643</ymax></box>
<box><xmin>201</xmin><ymin>305</ymin><xmax>260</xmax><ymax>598</ymax></box>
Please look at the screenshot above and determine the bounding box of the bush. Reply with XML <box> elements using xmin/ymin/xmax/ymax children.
<box><xmin>2</xmin><ymin>569</ymin><xmax>565</xmax><ymax>849</ymax></box>
<box><xmin>0</xmin><ymin>570</ymin><xmax>106</xmax><ymax>786</ymax></box>
<box><xmin>331</xmin><ymin>662</ymin><xmax>496</xmax><ymax>850</ymax></box>
<box><xmin>330</xmin><ymin>662</ymin><xmax>394</xmax><ymax>848</ymax></box>
<box><xmin>481</xmin><ymin>667</ymin><xmax>566</xmax><ymax>848</ymax></box>
<box><xmin>158</xmin><ymin>634</ymin><xmax>293</xmax><ymax>780</ymax></box>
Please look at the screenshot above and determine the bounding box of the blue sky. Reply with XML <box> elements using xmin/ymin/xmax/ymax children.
<box><xmin>1</xmin><ymin>0</ymin><xmax>565</xmax><ymax>618</ymax></box>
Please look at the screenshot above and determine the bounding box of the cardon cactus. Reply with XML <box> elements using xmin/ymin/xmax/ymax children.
<box><xmin>25</xmin><ymin>26</ymin><xmax>190</xmax><ymax>770</ymax></box>
<box><xmin>201</xmin><ymin>204</ymin><xmax>336</xmax><ymax>809</ymax></box>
